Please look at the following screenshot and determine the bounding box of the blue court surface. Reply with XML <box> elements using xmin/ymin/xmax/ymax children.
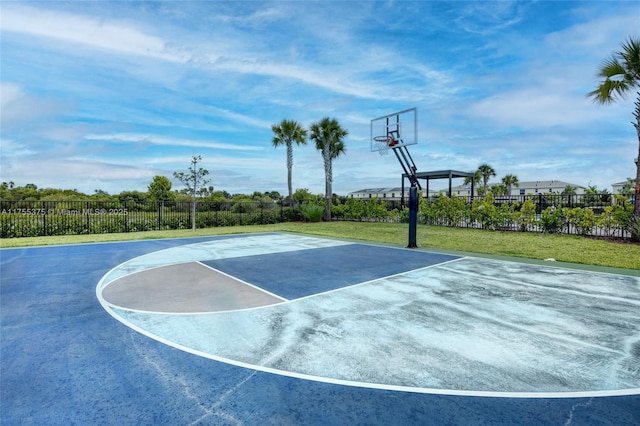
<box><xmin>2</xmin><ymin>232</ymin><xmax>639</xmax><ymax>425</ymax></box>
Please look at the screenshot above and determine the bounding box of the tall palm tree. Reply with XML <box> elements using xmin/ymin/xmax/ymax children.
<box><xmin>477</xmin><ymin>164</ymin><xmax>496</xmax><ymax>189</ymax></box>
<box><xmin>271</xmin><ymin>119</ymin><xmax>307</xmax><ymax>208</ymax></box>
<box><xmin>501</xmin><ymin>174</ymin><xmax>519</xmax><ymax>196</ymax></box>
<box><xmin>309</xmin><ymin>117</ymin><xmax>348</xmax><ymax>221</ymax></box>
<box><xmin>588</xmin><ymin>37</ymin><xmax>640</xmax><ymax>220</ymax></box>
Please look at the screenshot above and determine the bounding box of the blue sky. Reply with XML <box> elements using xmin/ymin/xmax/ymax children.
<box><xmin>1</xmin><ymin>1</ymin><xmax>639</xmax><ymax>196</ymax></box>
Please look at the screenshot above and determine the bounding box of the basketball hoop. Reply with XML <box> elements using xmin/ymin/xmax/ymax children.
<box><xmin>373</xmin><ymin>135</ymin><xmax>397</xmax><ymax>156</ymax></box>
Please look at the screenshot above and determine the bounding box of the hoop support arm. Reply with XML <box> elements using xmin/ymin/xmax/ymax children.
<box><xmin>392</xmin><ymin>145</ymin><xmax>422</xmax><ymax>190</ymax></box>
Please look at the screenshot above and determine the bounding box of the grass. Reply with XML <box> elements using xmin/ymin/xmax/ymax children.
<box><xmin>1</xmin><ymin>222</ymin><xmax>638</xmax><ymax>271</ymax></box>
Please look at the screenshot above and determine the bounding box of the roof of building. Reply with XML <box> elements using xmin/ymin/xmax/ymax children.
<box><xmin>450</xmin><ymin>180</ymin><xmax>585</xmax><ymax>190</ymax></box>
<box><xmin>349</xmin><ymin>187</ymin><xmax>438</xmax><ymax>195</ymax></box>
<box><xmin>349</xmin><ymin>179</ymin><xmax>625</xmax><ymax>196</ymax></box>
<box><xmin>402</xmin><ymin>170</ymin><xmax>476</xmax><ymax>180</ymax></box>
<box><xmin>349</xmin><ymin>187</ymin><xmax>400</xmax><ymax>194</ymax></box>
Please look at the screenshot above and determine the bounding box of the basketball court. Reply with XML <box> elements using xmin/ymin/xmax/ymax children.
<box><xmin>2</xmin><ymin>232</ymin><xmax>639</xmax><ymax>424</ymax></box>
<box><xmin>2</xmin><ymin>108</ymin><xmax>639</xmax><ymax>424</ymax></box>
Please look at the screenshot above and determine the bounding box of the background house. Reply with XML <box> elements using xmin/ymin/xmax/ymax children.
<box><xmin>350</xmin><ymin>180</ymin><xmax>588</xmax><ymax>201</ymax></box>
<box><xmin>349</xmin><ymin>187</ymin><xmax>438</xmax><ymax>201</ymax></box>
<box><xmin>449</xmin><ymin>180</ymin><xmax>586</xmax><ymax>197</ymax></box>
<box><xmin>611</xmin><ymin>180</ymin><xmax>632</xmax><ymax>195</ymax></box>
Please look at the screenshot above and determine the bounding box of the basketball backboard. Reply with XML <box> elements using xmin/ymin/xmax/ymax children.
<box><xmin>370</xmin><ymin>107</ymin><xmax>417</xmax><ymax>153</ymax></box>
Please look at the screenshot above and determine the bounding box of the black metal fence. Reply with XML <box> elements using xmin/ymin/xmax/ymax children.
<box><xmin>334</xmin><ymin>193</ymin><xmax>636</xmax><ymax>239</ymax></box>
<box><xmin>389</xmin><ymin>193</ymin><xmax>624</xmax><ymax>213</ymax></box>
<box><xmin>2</xmin><ymin>194</ymin><xmax>635</xmax><ymax>239</ymax></box>
<box><xmin>1</xmin><ymin>200</ymin><xmax>301</xmax><ymax>238</ymax></box>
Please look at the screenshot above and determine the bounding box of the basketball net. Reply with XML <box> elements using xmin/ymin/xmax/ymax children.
<box><xmin>374</xmin><ymin>136</ymin><xmax>397</xmax><ymax>156</ymax></box>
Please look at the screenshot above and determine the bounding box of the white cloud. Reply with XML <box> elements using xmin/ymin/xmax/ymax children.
<box><xmin>0</xmin><ymin>4</ymin><xmax>189</xmax><ymax>63</ymax></box>
<box><xmin>544</xmin><ymin>13</ymin><xmax>640</xmax><ymax>56</ymax></box>
<box><xmin>467</xmin><ymin>89</ymin><xmax>598</xmax><ymax>129</ymax></box>
<box><xmin>205</xmin><ymin>106</ymin><xmax>273</xmax><ymax>130</ymax></box>
<box><xmin>84</xmin><ymin>133</ymin><xmax>264</xmax><ymax>151</ymax></box>
<box><xmin>0</xmin><ymin>83</ymin><xmax>68</xmax><ymax>130</ymax></box>
<box><xmin>454</xmin><ymin>0</ymin><xmax>530</xmax><ymax>35</ymax></box>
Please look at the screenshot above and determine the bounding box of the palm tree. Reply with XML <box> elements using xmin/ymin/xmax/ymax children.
<box><xmin>467</xmin><ymin>164</ymin><xmax>496</xmax><ymax>196</ymax></box>
<box><xmin>490</xmin><ymin>183</ymin><xmax>507</xmax><ymax>196</ymax></box>
<box><xmin>562</xmin><ymin>184</ymin><xmax>577</xmax><ymax>195</ymax></box>
<box><xmin>501</xmin><ymin>174</ymin><xmax>519</xmax><ymax>196</ymax></box>
<box><xmin>588</xmin><ymin>37</ymin><xmax>640</xmax><ymax>220</ymax></box>
<box><xmin>309</xmin><ymin>117</ymin><xmax>348</xmax><ymax>221</ymax></box>
<box><xmin>477</xmin><ymin>164</ymin><xmax>496</xmax><ymax>190</ymax></box>
<box><xmin>271</xmin><ymin>119</ymin><xmax>308</xmax><ymax>208</ymax></box>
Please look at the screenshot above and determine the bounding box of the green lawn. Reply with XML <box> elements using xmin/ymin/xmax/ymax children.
<box><xmin>1</xmin><ymin>222</ymin><xmax>638</xmax><ymax>271</ymax></box>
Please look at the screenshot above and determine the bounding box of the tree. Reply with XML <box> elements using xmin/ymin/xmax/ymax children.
<box><xmin>264</xmin><ymin>191</ymin><xmax>283</xmax><ymax>203</ymax></box>
<box><xmin>148</xmin><ymin>176</ymin><xmax>174</xmax><ymax>201</ymax></box>
<box><xmin>588</xmin><ymin>37</ymin><xmax>640</xmax><ymax>221</ymax></box>
<box><xmin>197</xmin><ymin>185</ymin><xmax>215</xmax><ymax>197</ymax></box>
<box><xmin>91</xmin><ymin>189</ymin><xmax>112</xmax><ymax>201</ymax></box>
<box><xmin>490</xmin><ymin>183</ymin><xmax>508</xmax><ymax>196</ymax></box>
<box><xmin>501</xmin><ymin>174</ymin><xmax>519</xmax><ymax>196</ymax></box>
<box><xmin>562</xmin><ymin>185</ymin><xmax>577</xmax><ymax>195</ymax></box>
<box><xmin>148</xmin><ymin>175</ymin><xmax>174</xmax><ymax>220</ymax></box>
<box><xmin>293</xmin><ymin>188</ymin><xmax>315</xmax><ymax>203</ymax></box>
<box><xmin>477</xmin><ymin>164</ymin><xmax>496</xmax><ymax>191</ymax></box>
<box><xmin>205</xmin><ymin>190</ymin><xmax>230</xmax><ymax>202</ymax></box>
<box><xmin>173</xmin><ymin>155</ymin><xmax>210</xmax><ymax>231</ymax></box>
<box><xmin>620</xmin><ymin>177</ymin><xmax>635</xmax><ymax>195</ymax></box>
<box><xmin>309</xmin><ymin>117</ymin><xmax>348</xmax><ymax>221</ymax></box>
<box><xmin>271</xmin><ymin>119</ymin><xmax>308</xmax><ymax>208</ymax></box>
<box><xmin>118</xmin><ymin>190</ymin><xmax>148</xmax><ymax>204</ymax></box>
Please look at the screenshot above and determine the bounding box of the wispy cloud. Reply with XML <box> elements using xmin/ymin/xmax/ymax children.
<box><xmin>0</xmin><ymin>4</ymin><xmax>189</xmax><ymax>63</ymax></box>
<box><xmin>0</xmin><ymin>82</ymin><xmax>70</xmax><ymax>130</ymax></box>
<box><xmin>85</xmin><ymin>133</ymin><xmax>264</xmax><ymax>151</ymax></box>
<box><xmin>454</xmin><ymin>0</ymin><xmax>531</xmax><ymax>35</ymax></box>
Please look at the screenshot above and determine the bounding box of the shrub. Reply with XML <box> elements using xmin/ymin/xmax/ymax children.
<box><xmin>517</xmin><ymin>199</ymin><xmax>537</xmax><ymax>232</ymax></box>
<box><xmin>497</xmin><ymin>202</ymin><xmax>519</xmax><ymax>230</ymax></box>
<box><xmin>281</xmin><ymin>206</ymin><xmax>303</xmax><ymax>222</ymax></box>
<box><xmin>231</xmin><ymin>202</ymin><xmax>252</xmax><ymax>214</ymax></box>
<box><xmin>539</xmin><ymin>206</ymin><xmax>564</xmax><ymax>233</ymax></box>
<box><xmin>424</xmin><ymin>194</ymin><xmax>467</xmax><ymax>226</ymax></box>
<box><xmin>332</xmin><ymin>197</ymin><xmax>390</xmax><ymax>221</ymax></box>
<box><xmin>470</xmin><ymin>194</ymin><xmax>500</xmax><ymax>230</ymax></box>
<box><xmin>300</xmin><ymin>202</ymin><xmax>324</xmax><ymax>222</ymax></box>
<box><xmin>564</xmin><ymin>207</ymin><xmax>596</xmax><ymax>236</ymax></box>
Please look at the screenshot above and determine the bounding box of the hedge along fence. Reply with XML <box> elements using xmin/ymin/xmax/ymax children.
<box><xmin>3</xmin><ymin>196</ymin><xmax>637</xmax><ymax>240</ymax></box>
<box><xmin>332</xmin><ymin>194</ymin><xmax>638</xmax><ymax>240</ymax></box>
<box><xmin>421</xmin><ymin>193</ymin><xmax>637</xmax><ymax>238</ymax></box>
<box><xmin>0</xmin><ymin>200</ymin><xmax>302</xmax><ymax>238</ymax></box>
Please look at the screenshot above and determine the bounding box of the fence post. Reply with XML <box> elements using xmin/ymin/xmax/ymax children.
<box><xmin>538</xmin><ymin>193</ymin><xmax>543</xmax><ymax>214</ymax></box>
<box><xmin>42</xmin><ymin>200</ymin><xmax>47</xmax><ymax>236</ymax></box>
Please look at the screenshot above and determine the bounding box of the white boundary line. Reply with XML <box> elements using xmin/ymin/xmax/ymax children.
<box><xmin>96</xmin><ymin>306</ymin><xmax>640</xmax><ymax>399</ymax></box>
